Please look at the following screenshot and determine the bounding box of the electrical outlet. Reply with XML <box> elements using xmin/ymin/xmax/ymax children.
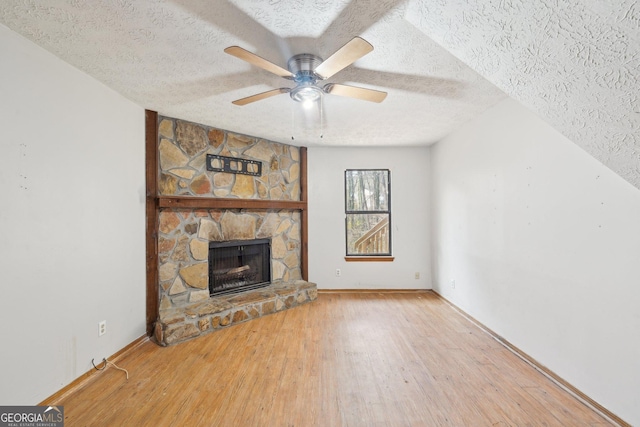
<box><xmin>98</xmin><ymin>320</ymin><xmax>106</xmax><ymax>336</ymax></box>
<box><xmin>415</xmin><ymin>272</ymin><xmax>420</xmax><ymax>279</ymax></box>
<box><xmin>336</xmin><ymin>269</ymin><xmax>341</xmax><ymax>277</ymax></box>
<box><xmin>450</xmin><ymin>280</ymin><xmax>456</xmax><ymax>289</ymax></box>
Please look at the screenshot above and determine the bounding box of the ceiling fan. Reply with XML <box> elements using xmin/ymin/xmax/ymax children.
<box><xmin>224</xmin><ymin>37</ymin><xmax>387</xmax><ymax>106</ymax></box>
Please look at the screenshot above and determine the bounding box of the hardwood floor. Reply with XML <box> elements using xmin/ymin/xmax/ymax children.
<box><xmin>58</xmin><ymin>292</ymin><xmax>615</xmax><ymax>426</ymax></box>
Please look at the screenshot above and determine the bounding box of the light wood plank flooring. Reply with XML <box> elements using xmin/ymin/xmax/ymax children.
<box><xmin>58</xmin><ymin>292</ymin><xmax>615</xmax><ymax>426</ymax></box>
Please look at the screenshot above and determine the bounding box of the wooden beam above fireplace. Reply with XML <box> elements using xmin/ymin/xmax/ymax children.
<box><xmin>158</xmin><ymin>196</ymin><xmax>306</xmax><ymax>211</ymax></box>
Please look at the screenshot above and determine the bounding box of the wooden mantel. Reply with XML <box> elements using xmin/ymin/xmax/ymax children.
<box><xmin>158</xmin><ymin>196</ymin><xmax>306</xmax><ymax>211</ymax></box>
<box><xmin>145</xmin><ymin>110</ymin><xmax>309</xmax><ymax>335</ymax></box>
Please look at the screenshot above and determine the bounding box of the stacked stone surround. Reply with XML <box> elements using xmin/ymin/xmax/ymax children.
<box><xmin>154</xmin><ymin>116</ymin><xmax>314</xmax><ymax>345</ymax></box>
<box><xmin>157</xmin><ymin>117</ymin><xmax>300</xmax><ymax>201</ymax></box>
<box><xmin>158</xmin><ymin>208</ymin><xmax>303</xmax><ymax>308</ymax></box>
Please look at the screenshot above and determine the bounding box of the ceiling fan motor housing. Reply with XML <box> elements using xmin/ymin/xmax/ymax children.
<box><xmin>288</xmin><ymin>53</ymin><xmax>323</xmax><ymax>80</ymax></box>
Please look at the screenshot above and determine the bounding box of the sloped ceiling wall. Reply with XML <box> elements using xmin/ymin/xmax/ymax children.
<box><xmin>406</xmin><ymin>0</ymin><xmax>640</xmax><ymax>190</ymax></box>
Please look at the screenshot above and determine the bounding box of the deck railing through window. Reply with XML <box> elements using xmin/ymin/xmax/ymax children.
<box><xmin>353</xmin><ymin>217</ymin><xmax>389</xmax><ymax>254</ymax></box>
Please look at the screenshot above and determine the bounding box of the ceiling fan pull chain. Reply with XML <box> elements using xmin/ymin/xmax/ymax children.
<box><xmin>291</xmin><ymin>103</ymin><xmax>295</xmax><ymax>141</ymax></box>
<box><xmin>320</xmin><ymin>98</ymin><xmax>324</xmax><ymax>140</ymax></box>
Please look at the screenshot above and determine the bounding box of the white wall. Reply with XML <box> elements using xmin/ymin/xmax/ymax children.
<box><xmin>0</xmin><ymin>25</ymin><xmax>146</xmax><ymax>404</ymax></box>
<box><xmin>430</xmin><ymin>98</ymin><xmax>640</xmax><ymax>424</ymax></box>
<box><xmin>308</xmin><ymin>146</ymin><xmax>431</xmax><ymax>289</ymax></box>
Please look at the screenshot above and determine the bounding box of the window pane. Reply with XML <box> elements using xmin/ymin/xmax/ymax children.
<box><xmin>346</xmin><ymin>214</ymin><xmax>390</xmax><ymax>255</ymax></box>
<box><xmin>345</xmin><ymin>170</ymin><xmax>389</xmax><ymax>212</ymax></box>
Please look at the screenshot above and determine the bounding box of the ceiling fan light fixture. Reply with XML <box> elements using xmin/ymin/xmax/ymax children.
<box><xmin>290</xmin><ymin>83</ymin><xmax>323</xmax><ymax>103</ymax></box>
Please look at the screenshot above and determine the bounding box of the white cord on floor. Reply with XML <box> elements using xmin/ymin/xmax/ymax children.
<box><xmin>105</xmin><ymin>359</ymin><xmax>129</xmax><ymax>380</ymax></box>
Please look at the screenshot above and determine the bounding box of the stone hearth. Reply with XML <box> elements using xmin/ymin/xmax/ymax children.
<box><xmin>154</xmin><ymin>280</ymin><xmax>317</xmax><ymax>346</ymax></box>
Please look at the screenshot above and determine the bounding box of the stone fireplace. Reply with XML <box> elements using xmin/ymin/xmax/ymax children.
<box><xmin>152</xmin><ymin>116</ymin><xmax>316</xmax><ymax>346</ymax></box>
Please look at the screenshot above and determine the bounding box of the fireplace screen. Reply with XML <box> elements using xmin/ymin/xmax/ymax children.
<box><xmin>208</xmin><ymin>239</ymin><xmax>271</xmax><ymax>296</ymax></box>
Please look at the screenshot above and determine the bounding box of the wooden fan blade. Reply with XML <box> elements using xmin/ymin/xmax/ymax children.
<box><xmin>324</xmin><ymin>83</ymin><xmax>387</xmax><ymax>103</ymax></box>
<box><xmin>232</xmin><ymin>88</ymin><xmax>290</xmax><ymax>106</ymax></box>
<box><xmin>224</xmin><ymin>46</ymin><xmax>294</xmax><ymax>79</ymax></box>
<box><xmin>314</xmin><ymin>37</ymin><xmax>373</xmax><ymax>80</ymax></box>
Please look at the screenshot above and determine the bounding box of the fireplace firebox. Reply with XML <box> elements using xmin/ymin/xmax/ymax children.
<box><xmin>208</xmin><ymin>239</ymin><xmax>271</xmax><ymax>296</ymax></box>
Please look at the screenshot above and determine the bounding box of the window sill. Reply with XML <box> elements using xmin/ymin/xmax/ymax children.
<box><xmin>344</xmin><ymin>256</ymin><xmax>395</xmax><ymax>262</ymax></box>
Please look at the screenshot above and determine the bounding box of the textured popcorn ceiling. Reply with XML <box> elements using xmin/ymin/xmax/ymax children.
<box><xmin>405</xmin><ymin>0</ymin><xmax>640</xmax><ymax>189</ymax></box>
<box><xmin>0</xmin><ymin>0</ymin><xmax>638</xmax><ymax>189</ymax></box>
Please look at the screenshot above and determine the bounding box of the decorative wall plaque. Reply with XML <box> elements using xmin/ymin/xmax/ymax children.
<box><xmin>206</xmin><ymin>154</ymin><xmax>262</xmax><ymax>176</ymax></box>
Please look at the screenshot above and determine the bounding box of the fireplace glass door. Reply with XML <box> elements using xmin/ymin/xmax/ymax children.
<box><xmin>208</xmin><ymin>239</ymin><xmax>271</xmax><ymax>296</ymax></box>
